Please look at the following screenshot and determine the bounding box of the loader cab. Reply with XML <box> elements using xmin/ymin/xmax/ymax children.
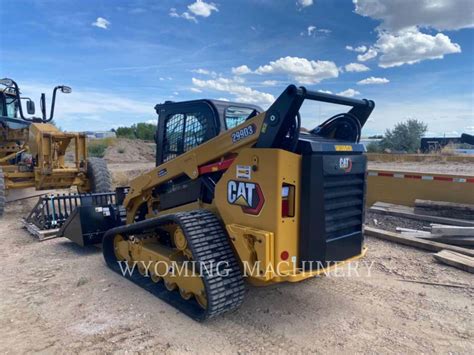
<box><xmin>1</xmin><ymin>91</ymin><xmax>17</xmax><ymax>118</ymax></box>
<box><xmin>0</xmin><ymin>90</ymin><xmax>30</xmax><ymax>130</ymax></box>
<box><xmin>154</xmin><ymin>99</ymin><xmax>262</xmax><ymax>165</ymax></box>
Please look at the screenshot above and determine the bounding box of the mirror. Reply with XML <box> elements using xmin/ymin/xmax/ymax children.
<box><xmin>0</xmin><ymin>78</ymin><xmax>13</xmax><ymax>86</ymax></box>
<box><xmin>26</xmin><ymin>100</ymin><xmax>35</xmax><ymax>115</ymax></box>
<box><xmin>60</xmin><ymin>86</ymin><xmax>72</xmax><ymax>94</ymax></box>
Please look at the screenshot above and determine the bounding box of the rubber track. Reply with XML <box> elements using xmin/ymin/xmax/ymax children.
<box><xmin>102</xmin><ymin>209</ymin><xmax>245</xmax><ymax>321</ymax></box>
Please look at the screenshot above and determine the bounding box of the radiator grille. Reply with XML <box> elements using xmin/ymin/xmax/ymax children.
<box><xmin>323</xmin><ymin>174</ymin><xmax>365</xmax><ymax>241</ymax></box>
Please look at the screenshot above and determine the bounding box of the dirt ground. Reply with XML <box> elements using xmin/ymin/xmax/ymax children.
<box><xmin>104</xmin><ymin>139</ymin><xmax>156</xmax><ymax>164</ymax></box>
<box><xmin>1</xmin><ymin>149</ymin><xmax>472</xmax><ymax>353</ymax></box>
<box><xmin>0</xmin><ymin>197</ymin><xmax>473</xmax><ymax>354</ymax></box>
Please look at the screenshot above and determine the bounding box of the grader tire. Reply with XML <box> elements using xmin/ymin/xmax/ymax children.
<box><xmin>0</xmin><ymin>168</ymin><xmax>5</xmax><ymax>217</ymax></box>
<box><xmin>86</xmin><ymin>158</ymin><xmax>112</xmax><ymax>192</ymax></box>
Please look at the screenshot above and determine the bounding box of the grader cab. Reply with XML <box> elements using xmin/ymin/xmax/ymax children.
<box><xmin>0</xmin><ymin>78</ymin><xmax>111</xmax><ymax>216</ymax></box>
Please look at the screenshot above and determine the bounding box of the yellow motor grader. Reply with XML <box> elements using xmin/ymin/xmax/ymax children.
<box><xmin>0</xmin><ymin>78</ymin><xmax>111</xmax><ymax>216</ymax></box>
<box><xmin>51</xmin><ymin>84</ymin><xmax>374</xmax><ymax>321</ymax></box>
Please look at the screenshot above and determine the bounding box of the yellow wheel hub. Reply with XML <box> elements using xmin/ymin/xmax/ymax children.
<box><xmin>173</xmin><ymin>227</ymin><xmax>187</xmax><ymax>251</ymax></box>
<box><xmin>113</xmin><ymin>234</ymin><xmax>128</xmax><ymax>261</ymax></box>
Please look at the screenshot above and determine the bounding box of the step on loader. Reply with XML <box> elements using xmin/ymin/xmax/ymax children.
<box><xmin>57</xmin><ymin>84</ymin><xmax>374</xmax><ymax>320</ymax></box>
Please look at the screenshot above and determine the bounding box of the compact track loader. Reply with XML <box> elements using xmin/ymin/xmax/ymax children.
<box><xmin>0</xmin><ymin>78</ymin><xmax>111</xmax><ymax>216</ymax></box>
<box><xmin>58</xmin><ymin>85</ymin><xmax>374</xmax><ymax>320</ymax></box>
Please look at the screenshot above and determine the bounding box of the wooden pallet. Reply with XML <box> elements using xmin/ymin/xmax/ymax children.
<box><xmin>21</xmin><ymin>219</ymin><xmax>60</xmax><ymax>241</ymax></box>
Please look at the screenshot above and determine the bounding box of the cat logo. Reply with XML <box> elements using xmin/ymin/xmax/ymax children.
<box><xmin>227</xmin><ymin>180</ymin><xmax>265</xmax><ymax>215</ymax></box>
<box><xmin>339</xmin><ymin>157</ymin><xmax>352</xmax><ymax>173</ymax></box>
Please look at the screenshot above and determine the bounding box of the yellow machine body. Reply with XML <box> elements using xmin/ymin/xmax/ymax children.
<box><xmin>94</xmin><ymin>85</ymin><xmax>374</xmax><ymax>320</ymax></box>
<box><xmin>1</xmin><ymin>121</ymin><xmax>89</xmax><ymax>191</ymax></box>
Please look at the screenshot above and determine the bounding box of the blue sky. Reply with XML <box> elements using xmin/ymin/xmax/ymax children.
<box><xmin>1</xmin><ymin>0</ymin><xmax>473</xmax><ymax>136</ymax></box>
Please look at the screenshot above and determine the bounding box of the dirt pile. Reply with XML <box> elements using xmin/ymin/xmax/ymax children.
<box><xmin>104</xmin><ymin>139</ymin><xmax>155</xmax><ymax>163</ymax></box>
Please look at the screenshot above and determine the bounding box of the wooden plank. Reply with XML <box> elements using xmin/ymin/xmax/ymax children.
<box><xmin>364</xmin><ymin>226</ymin><xmax>474</xmax><ymax>257</ymax></box>
<box><xmin>415</xmin><ymin>199</ymin><xmax>474</xmax><ymax>220</ymax></box>
<box><xmin>21</xmin><ymin>219</ymin><xmax>59</xmax><ymax>241</ymax></box>
<box><xmin>370</xmin><ymin>202</ymin><xmax>474</xmax><ymax>226</ymax></box>
<box><xmin>404</xmin><ymin>233</ymin><xmax>474</xmax><ymax>247</ymax></box>
<box><xmin>430</xmin><ymin>225</ymin><xmax>474</xmax><ymax>237</ymax></box>
<box><xmin>433</xmin><ymin>250</ymin><xmax>474</xmax><ymax>273</ymax></box>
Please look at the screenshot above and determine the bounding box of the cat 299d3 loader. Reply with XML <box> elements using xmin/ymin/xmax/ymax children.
<box><xmin>0</xmin><ymin>78</ymin><xmax>111</xmax><ymax>216</ymax></box>
<box><xmin>59</xmin><ymin>84</ymin><xmax>374</xmax><ymax>320</ymax></box>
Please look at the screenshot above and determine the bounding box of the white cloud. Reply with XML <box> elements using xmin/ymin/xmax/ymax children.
<box><xmin>169</xmin><ymin>8</ymin><xmax>180</xmax><ymax>17</ymax></box>
<box><xmin>191</xmin><ymin>68</ymin><xmax>217</xmax><ymax>76</ymax></box>
<box><xmin>357</xmin><ymin>48</ymin><xmax>378</xmax><ymax>62</ymax></box>
<box><xmin>337</xmin><ymin>89</ymin><xmax>360</xmax><ymax>97</ymax></box>
<box><xmin>182</xmin><ymin>12</ymin><xmax>198</xmax><ymax>22</ymax></box>
<box><xmin>169</xmin><ymin>8</ymin><xmax>198</xmax><ymax>23</ymax></box>
<box><xmin>357</xmin><ymin>76</ymin><xmax>389</xmax><ymax>85</ymax></box>
<box><xmin>190</xmin><ymin>87</ymin><xmax>202</xmax><ymax>93</ymax></box>
<box><xmin>192</xmin><ymin>77</ymin><xmax>275</xmax><ymax>106</ymax></box>
<box><xmin>305</xmin><ymin>25</ymin><xmax>331</xmax><ymax>36</ymax></box>
<box><xmin>352</xmin><ymin>1</ymin><xmax>466</xmax><ymax>67</ymax></box>
<box><xmin>344</xmin><ymin>63</ymin><xmax>370</xmax><ymax>72</ymax></box>
<box><xmin>353</xmin><ymin>0</ymin><xmax>474</xmax><ymax>32</ymax></box>
<box><xmin>346</xmin><ymin>45</ymin><xmax>367</xmax><ymax>53</ymax></box>
<box><xmin>376</xmin><ymin>29</ymin><xmax>461</xmax><ymax>68</ymax></box>
<box><xmin>92</xmin><ymin>17</ymin><xmax>110</xmax><ymax>29</ymax></box>
<box><xmin>187</xmin><ymin>0</ymin><xmax>218</xmax><ymax>17</ymax></box>
<box><xmin>170</xmin><ymin>1</ymin><xmax>218</xmax><ymax>23</ymax></box>
<box><xmin>297</xmin><ymin>0</ymin><xmax>314</xmax><ymax>8</ymax></box>
<box><xmin>217</xmin><ymin>97</ymin><xmax>230</xmax><ymax>102</ymax></box>
<box><xmin>262</xmin><ymin>80</ymin><xmax>278</xmax><ymax>86</ymax></box>
<box><xmin>255</xmin><ymin>56</ymin><xmax>339</xmax><ymax>84</ymax></box>
<box><xmin>232</xmin><ymin>65</ymin><xmax>252</xmax><ymax>75</ymax></box>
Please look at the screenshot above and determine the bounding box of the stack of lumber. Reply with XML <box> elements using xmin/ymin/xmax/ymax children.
<box><xmin>370</xmin><ymin>201</ymin><xmax>474</xmax><ymax>226</ymax></box>
<box><xmin>368</xmin><ymin>199</ymin><xmax>474</xmax><ymax>273</ymax></box>
<box><xmin>365</xmin><ymin>226</ymin><xmax>474</xmax><ymax>274</ymax></box>
<box><xmin>396</xmin><ymin>225</ymin><xmax>474</xmax><ymax>247</ymax></box>
<box><xmin>414</xmin><ymin>199</ymin><xmax>474</xmax><ymax>220</ymax></box>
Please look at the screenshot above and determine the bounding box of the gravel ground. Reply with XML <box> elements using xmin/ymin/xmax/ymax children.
<box><xmin>365</xmin><ymin>211</ymin><xmax>432</xmax><ymax>233</ymax></box>
<box><xmin>0</xmin><ymin>199</ymin><xmax>472</xmax><ymax>353</ymax></box>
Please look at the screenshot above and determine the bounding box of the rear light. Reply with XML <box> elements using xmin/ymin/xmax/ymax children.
<box><xmin>280</xmin><ymin>251</ymin><xmax>289</xmax><ymax>260</ymax></box>
<box><xmin>281</xmin><ymin>184</ymin><xmax>295</xmax><ymax>217</ymax></box>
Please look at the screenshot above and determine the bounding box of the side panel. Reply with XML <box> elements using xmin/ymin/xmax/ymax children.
<box><xmin>214</xmin><ymin>148</ymin><xmax>301</xmax><ymax>278</ymax></box>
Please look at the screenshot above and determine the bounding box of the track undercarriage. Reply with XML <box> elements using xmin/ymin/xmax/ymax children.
<box><xmin>102</xmin><ymin>210</ymin><xmax>245</xmax><ymax>320</ymax></box>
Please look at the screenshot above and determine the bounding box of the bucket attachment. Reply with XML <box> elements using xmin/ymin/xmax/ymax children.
<box><xmin>26</xmin><ymin>192</ymin><xmax>117</xmax><ymax>230</ymax></box>
<box><xmin>57</xmin><ymin>204</ymin><xmax>125</xmax><ymax>246</ymax></box>
<box><xmin>24</xmin><ymin>188</ymin><xmax>128</xmax><ymax>244</ymax></box>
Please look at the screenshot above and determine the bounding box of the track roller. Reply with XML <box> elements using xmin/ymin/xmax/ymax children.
<box><xmin>102</xmin><ymin>209</ymin><xmax>245</xmax><ymax>321</ymax></box>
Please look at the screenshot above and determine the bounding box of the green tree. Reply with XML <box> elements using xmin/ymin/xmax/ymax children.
<box><xmin>366</xmin><ymin>141</ymin><xmax>382</xmax><ymax>153</ymax></box>
<box><xmin>380</xmin><ymin>119</ymin><xmax>428</xmax><ymax>153</ymax></box>
<box><xmin>115</xmin><ymin>123</ymin><xmax>156</xmax><ymax>141</ymax></box>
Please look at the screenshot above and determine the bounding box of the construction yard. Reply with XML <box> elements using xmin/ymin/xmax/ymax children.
<box><xmin>0</xmin><ymin>143</ymin><xmax>472</xmax><ymax>353</ymax></box>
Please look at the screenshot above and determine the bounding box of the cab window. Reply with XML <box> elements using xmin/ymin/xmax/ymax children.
<box><xmin>5</xmin><ymin>95</ymin><xmax>17</xmax><ymax>118</ymax></box>
<box><xmin>225</xmin><ymin>106</ymin><xmax>255</xmax><ymax>129</ymax></box>
<box><xmin>163</xmin><ymin>112</ymin><xmax>209</xmax><ymax>162</ymax></box>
